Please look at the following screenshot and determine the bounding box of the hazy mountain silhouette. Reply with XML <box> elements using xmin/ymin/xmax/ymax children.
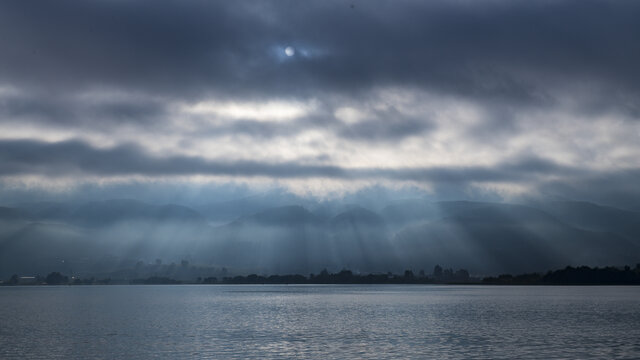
<box><xmin>69</xmin><ymin>199</ymin><xmax>206</xmax><ymax>227</ymax></box>
<box><xmin>8</xmin><ymin>201</ymin><xmax>75</xmax><ymax>222</ymax></box>
<box><xmin>0</xmin><ymin>221</ymin><xmax>89</xmax><ymax>276</ymax></box>
<box><xmin>537</xmin><ymin>201</ymin><xmax>640</xmax><ymax>241</ymax></box>
<box><xmin>195</xmin><ymin>192</ymin><xmax>314</xmax><ymax>224</ymax></box>
<box><xmin>392</xmin><ymin>202</ymin><xmax>639</xmax><ymax>274</ymax></box>
<box><xmin>329</xmin><ymin>207</ymin><xmax>395</xmax><ymax>272</ymax></box>
<box><xmin>1</xmin><ymin>198</ymin><xmax>639</xmax><ymax>277</ymax></box>
<box><xmin>201</xmin><ymin>206</ymin><xmax>329</xmax><ymax>274</ymax></box>
<box><xmin>241</xmin><ymin>205</ymin><xmax>325</xmax><ymax>227</ymax></box>
<box><xmin>0</xmin><ymin>199</ymin><xmax>211</xmax><ymax>277</ymax></box>
<box><xmin>0</xmin><ymin>206</ymin><xmax>33</xmax><ymax>222</ymax></box>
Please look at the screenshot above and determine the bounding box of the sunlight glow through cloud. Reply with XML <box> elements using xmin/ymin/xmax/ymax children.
<box><xmin>183</xmin><ymin>99</ymin><xmax>315</xmax><ymax>122</ymax></box>
<box><xmin>0</xmin><ymin>0</ymin><xmax>639</xmax><ymax>208</ymax></box>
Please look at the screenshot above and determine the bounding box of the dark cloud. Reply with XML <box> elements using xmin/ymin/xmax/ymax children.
<box><xmin>0</xmin><ymin>89</ymin><xmax>434</xmax><ymax>142</ymax></box>
<box><xmin>199</xmin><ymin>105</ymin><xmax>437</xmax><ymax>142</ymax></box>
<box><xmin>0</xmin><ymin>0</ymin><xmax>637</xmax><ymax>146</ymax></box>
<box><xmin>336</xmin><ymin>107</ymin><xmax>434</xmax><ymax>141</ymax></box>
<box><xmin>0</xmin><ymin>0</ymin><xmax>638</xmax><ymax>107</ymax></box>
<box><xmin>0</xmin><ymin>138</ymin><xmax>585</xmax><ymax>184</ymax></box>
<box><xmin>0</xmin><ymin>0</ymin><xmax>639</xmax><ymax>209</ymax></box>
<box><xmin>6</xmin><ymin>138</ymin><xmax>636</xmax><ymax>208</ymax></box>
<box><xmin>0</xmin><ymin>91</ymin><xmax>167</xmax><ymax>127</ymax></box>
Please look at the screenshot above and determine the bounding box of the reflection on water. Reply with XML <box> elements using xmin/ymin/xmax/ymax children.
<box><xmin>1</xmin><ymin>285</ymin><xmax>639</xmax><ymax>359</ymax></box>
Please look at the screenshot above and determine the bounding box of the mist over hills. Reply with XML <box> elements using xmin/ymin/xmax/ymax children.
<box><xmin>1</xmin><ymin>197</ymin><xmax>639</xmax><ymax>278</ymax></box>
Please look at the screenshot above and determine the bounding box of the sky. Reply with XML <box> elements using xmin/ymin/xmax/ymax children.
<box><xmin>1</xmin><ymin>0</ymin><xmax>639</xmax><ymax>208</ymax></box>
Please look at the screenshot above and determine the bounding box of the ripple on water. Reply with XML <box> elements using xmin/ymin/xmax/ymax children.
<box><xmin>0</xmin><ymin>285</ymin><xmax>639</xmax><ymax>359</ymax></box>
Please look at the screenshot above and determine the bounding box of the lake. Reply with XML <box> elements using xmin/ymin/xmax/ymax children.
<box><xmin>1</xmin><ymin>285</ymin><xmax>639</xmax><ymax>359</ymax></box>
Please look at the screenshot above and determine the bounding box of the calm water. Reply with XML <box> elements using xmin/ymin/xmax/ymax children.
<box><xmin>1</xmin><ymin>285</ymin><xmax>639</xmax><ymax>359</ymax></box>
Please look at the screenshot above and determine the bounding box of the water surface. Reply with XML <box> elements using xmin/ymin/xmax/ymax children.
<box><xmin>1</xmin><ymin>285</ymin><xmax>639</xmax><ymax>359</ymax></box>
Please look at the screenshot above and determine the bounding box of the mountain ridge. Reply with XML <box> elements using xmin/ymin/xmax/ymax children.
<box><xmin>1</xmin><ymin>198</ymin><xmax>638</xmax><ymax>277</ymax></box>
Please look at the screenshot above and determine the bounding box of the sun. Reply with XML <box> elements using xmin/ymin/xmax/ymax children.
<box><xmin>284</xmin><ymin>46</ymin><xmax>295</xmax><ymax>57</ymax></box>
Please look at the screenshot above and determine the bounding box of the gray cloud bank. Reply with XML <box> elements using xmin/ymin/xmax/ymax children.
<box><xmin>1</xmin><ymin>137</ymin><xmax>639</xmax><ymax>210</ymax></box>
<box><xmin>0</xmin><ymin>0</ymin><xmax>639</xmax><ymax>208</ymax></box>
<box><xmin>0</xmin><ymin>138</ymin><xmax>586</xmax><ymax>183</ymax></box>
<box><xmin>0</xmin><ymin>0</ymin><xmax>638</xmax><ymax>105</ymax></box>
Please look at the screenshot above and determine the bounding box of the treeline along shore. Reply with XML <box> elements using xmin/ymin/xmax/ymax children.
<box><xmin>3</xmin><ymin>264</ymin><xmax>640</xmax><ymax>286</ymax></box>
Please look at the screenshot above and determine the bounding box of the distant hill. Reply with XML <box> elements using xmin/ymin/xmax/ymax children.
<box><xmin>392</xmin><ymin>202</ymin><xmax>639</xmax><ymax>274</ymax></box>
<box><xmin>1</xmin><ymin>198</ymin><xmax>639</xmax><ymax>277</ymax></box>
<box><xmin>238</xmin><ymin>205</ymin><xmax>325</xmax><ymax>227</ymax></box>
<box><xmin>195</xmin><ymin>192</ymin><xmax>314</xmax><ymax>224</ymax></box>
<box><xmin>69</xmin><ymin>199</ymin><xmax>206</xmax><ymax>227</ymax></box>
<box><xmin>201</xmin><ymin>205</ymin><xmax>329</xmax><ymax>274</ymax></box>
<box><xmin>536</xmin><ymin>200</ymin><xmax>640</xmax><ymax>241</ymax></box>
<box><xmin>330</xmin><ymin>207</ymin><xmax>395</xmax><ymax>272</ymax></box>
<box><xmin>0</xmin><ymin>206</ymin><xmax>33</xmax><ymax>222</ymax></box>
<box><xmin>8</xmin><ymin>201</ymin><xmax>75</xmax><ymax>222</ymax></box>
<box><xmin>0</xmin><ymin>200</ymin><xmax>211</xmax><ymax>277</ymax></box>
<box><xmin>0</xmin><ymin>221</ymin><xmax>90</xmax><ymax>276</ymax></box>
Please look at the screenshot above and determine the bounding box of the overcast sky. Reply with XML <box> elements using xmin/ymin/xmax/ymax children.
<box><xmin>1</xmin><ymin>0</ymin><xmax>639</xmax><ymax>207</ymax></box>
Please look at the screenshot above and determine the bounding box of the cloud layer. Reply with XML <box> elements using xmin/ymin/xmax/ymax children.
<box><xmin>1</xmin><ymin>0</ymin><xmax>639</xmax><ymax>206</ymax></box>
